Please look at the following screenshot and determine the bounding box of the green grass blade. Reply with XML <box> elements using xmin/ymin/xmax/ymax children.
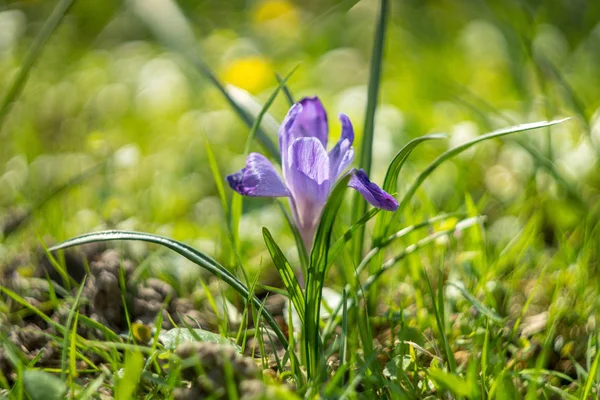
<box><xmin>355</xmin><ymin>212</ymin><xmax>463</xmax><ymax>278</ymax></box>
<box><xmin>305</xmin><ymin>174</ymin><xmax>351</xmax><ymax>380</ymax></box>
<box><xmin>581</xmin><ymin>334</ymin><xmax>600</xmax><ymax>400</ymax></box>
<box><xmin>47</xmin><ymin>230</ymin><xmax>288</xmax><ymax>349</ymax></box>
<box><xmin>357</xmin><ymin>0</ymin><xmax>389</xmax><ymax>178</ymax></box>
<box><xmin>351</xmin><ymin>0</ymin><xmax>389</xmax><ymax>264</ymax></box>
<box><xmin>262</xmin><ymin>227</ymin><xmax>305</xmax><ymax>324</ymax></box>
<box><xmin>115</xmin><ymin>351</ymin><xmax>144</xmax><ymax>399</ymax></box>
<box><xmin>60</xmin><ymin>276</ymin><xmax>87</xmax><ymax>381</ymax></box>
<box><xmin>277</xmin><ymin>201</ymin><xmax>309</xmax><ymax>278</ymax></box>
<box><xmin>381</xmin><ymin>133</ymin><xmax>447</xmax><ymax>195</ymax></box>
<box><xmin>391</xmin><ymin>118</ymin><xmax>569</xmax><ymax>231</ymax></box>
<box><xmin>243</xmin><ymin>65</ymin><xmax>299</xmax><ymax>155</ymax></box>
<box><xmin>276</xmin><ymin>72</ymin><xmax>296</xmax><ymax>106</ymax></box>
<box><xmin>447</xmin><ymin>282</ymin><xmax>504</xmax><ymax>323</ymax></box>
<box><xmin>0</xmin><ymin>0</ymin><xmax>77</xmax><ymax>134</ymax></box>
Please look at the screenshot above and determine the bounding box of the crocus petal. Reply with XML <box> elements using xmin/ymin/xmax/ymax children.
<box><xmin>287</xmin><ymin>137</ymin><xmax>330</xmax><ymax>238</ymax></box>
<box><xmin>278</xmin><ymin>103</ymin><xmax>302</xmax><ymax>179</ymax></box>
<box><xmin>226</xmin><ymin>153</ymin><xmax>289</xmax><ymax>197</ymax></box>
<box><xmin>288</xmin><ymin>97</ymin><xmax>329</xmax><ymax>149</ymax></box>
<box><xmin>328</xmin><ymin>113</ymin><xmax>355</xmax><ymax>181</ymax></box>
<box><xmin>348</xmin><ymin>169</ymin><xmax>398</xmax><ymax>211</ymax></box>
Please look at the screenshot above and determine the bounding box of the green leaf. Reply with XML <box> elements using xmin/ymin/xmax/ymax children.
<box><xmin>277</xmin><ymin>201</ymin><xmax>309</xmax><ymax>277</ymax></box>
<box><xmin>581</xmin><ymin>334</ymin><xmax>600</xmax><ymax>400</ymax></box>
<box><xmin>276</xmin><ymin>72</ymin><xmax>296</xmax><ymax>106</ymax></box>
<box><xmin>78</xmin><ymin>373</ymin><xmax>106</xmax><ymax>400</ymax></box>
<box><xmin>391</xmin><ymin>118</ymin><xmax>569</xmax><ymax>231</ymax></box>
<box><xmin>263</xmin><ymin>227</ymin><xmax>305</xmax><ymax>324</ymax></box>
<box><xmin>115</xmin><ymin>351</ymin><xmax>144</xmax><ymax>400</ymax></box>
<box><xmin>381</xmin><ymin>133</ymin><xmax>447</xmax><ymax>195</ymax></box>
<box><xmin>424</xmin><ymin>268</ymin><xmax>456</xmax><ymax>374</ymax></box>
<box><xmin>447</xmin><ymin>282</ymin><xmax>504</xmax><ymax>323</ymax></box>
<box><xmin>352</xmin><ymin>0</ymin><xmax>389</xmax><ymax>275</ymax></box>
<box><xmin>0</xmin><ymin>0</ymin><xmax>76</xmax><ymax>134</ymax></box>
<box><xmin>48</xmin><ymin>230</ymin><xmax>288</xmax><ymax>349</ymax></box>
<box><xmin>428</xmin><ymin>368</ymin><xmax>475</xmax><ymax>398</ymax></box>
<box><xmin>23</xmin><ymin>370</ymin><xmax>66</xmax><ymax>400</ymax></box>
<box><xmin>305</xmin><ymin>174</ymin><xmax>351</xmax><ymax>379</ymax></box>
<box><xmin>243</xmin><ymin>65</ymin><xmax>298</xmax><ymax>155</ymax></box>
<box><xmin>159</xmin><ymin>328</ymin><xmax>241</xmax><ymax>351</ymax></box>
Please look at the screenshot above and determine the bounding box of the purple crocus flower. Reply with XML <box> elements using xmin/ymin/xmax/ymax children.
<box><xmin>227</xmin><ymin>96</ymin><xmax>398</xmax><ymax>250</ymax></box>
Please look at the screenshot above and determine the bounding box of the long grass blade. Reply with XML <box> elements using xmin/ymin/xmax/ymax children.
<box><xmin>262</xmin><ymin>227</ymin><xmax>305</xmax><ymax>324</ymax></box>
<box><xmin>243</xmin><ymin>66</ymin><xmax>299</xmax><ymax>155</ymax></box>
<box><xmin>278</xmin><ymin>201</ymin><xmax>309</xmax><ymax>278</ymax></box>
<box><xmin>581</xmin><ymin>334</ymin><xmax>600</xmax><ymax>400</ymax></box>
<box><xmin>351</xmin><ymin>0</ymin><xmax>389</xmax><ymax>264</ymax></box>
<box><xmin>367</xmin><ymin>133</ymin><xmax>446</xmax><ymax>309</ymax></box>
<box><xmin>390</xmin><ymin>118</ymin><xmax>569</xmax><ymax>232</ymax></box>
<box><xmin>0</xmin><ymin>0</ymin><xmax>77</xmax><ymax>134</ymax></box>
<box><xmin>305</xmin><ymin>174</ymin><xmax>351</xmax><ymax>379</ymax></box>
<box><xmin>47</xmin><ymin>230</ymin><xmax>288</xmax><ymax>349</ymax></box>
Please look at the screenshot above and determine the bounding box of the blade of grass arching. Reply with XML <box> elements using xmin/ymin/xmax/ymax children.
<box><xmin>278</xmin><ymin>201</ymin><xmax>309</xmax><ymax>277</ymax></box>
<box><xmin>130</xmin><ymin>0</ymin><xmax>279</xmax><ymax>161</ymax></box>
<box><xmin>453</xmin><ymin>85</ymin><xmax>586</xmax><ymax>206</ymax></box>
<box><xmin>48</xmin><ymin>231</ymin><xmax>288</xmax><ymax>349</ymax></box>
<box><xmin>389</xmin><ymin>118</ymin><xmax>569</xmax><ymax>233</ymax></box>
<box><xmin>580</xmin><ymin>333</ymin><xmax>600</xmax><ymax>400</ymax></box>
<box><xmin>263</xmin><ymin>227</ymin><xmax>305</xmax><ymax>323</ymax></box>
<box><xmin>380</xmin><ymin>134</ymin><xmax>448</xmax><ymax>196</ymax></box>
<box><xmin>351</xmin><ymin>0</ymin><xmax>389</xmax><ymax>265</ymax></box>
<box><xmin>0</xmin><ymin>0</ymin><xmax>77</xmax><ymax>135</ymax></box>
<box><xmin>424</xmin><ymin>266</ymin><xmax>457</xmax><ymax>373</ymax></box>
<box><xmin>61</xmin><ymin>276</ymin><xmax>87</xmax><ymax>381</ymax></box>
<box><xmin>367</xmin><ymin>133</ymin><xmax>446</xmax><ymax>312</ymax></box>
<box><xmin>276</xmin><ymin>72</ymin><xmax>296</xmax><ymax>106</ymax></box>
<box><xmin>305</xmin><ymin>174</ymin><xmax>351</xmax><ymax>380</ymax></box>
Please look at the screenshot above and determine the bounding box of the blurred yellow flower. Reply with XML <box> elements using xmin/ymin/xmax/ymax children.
<box><xmin>222</xmin><ymin>56</ymin><xmax>273</xmax><ymax>94</ymax></box>
<box><xmin>252</xmin><ymin>0</ymin><xmax>299</xmax><ymax>26</ymax></box>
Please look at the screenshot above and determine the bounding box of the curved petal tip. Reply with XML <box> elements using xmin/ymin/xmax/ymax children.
<box><xmin>348</xmin><ymin>169</ymin><xmax>398</xmax><ymax>211</ymax></box>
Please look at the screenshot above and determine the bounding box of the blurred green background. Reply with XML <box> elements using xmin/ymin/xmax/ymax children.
<box><xmin>0</xmin><ymin>0</ymin><xmax>599</xmax><ymax>279</ymax></box>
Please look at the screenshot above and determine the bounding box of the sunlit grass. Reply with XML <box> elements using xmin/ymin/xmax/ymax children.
<box><xmin>0</xmin><ymin>0</ymin><xmax>599</xmax><ymax>399</ymax></box>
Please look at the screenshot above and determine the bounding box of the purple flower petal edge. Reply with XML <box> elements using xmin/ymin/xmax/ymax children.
<box><xmin>226</xmin><ymin>153</ymin><xmax>289</xmax><ymax>197</ymax></box>
<box><xmin>348</xmin><ymin>168</ymin><xmax>398</xmax><ymax>211</ymax></box>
